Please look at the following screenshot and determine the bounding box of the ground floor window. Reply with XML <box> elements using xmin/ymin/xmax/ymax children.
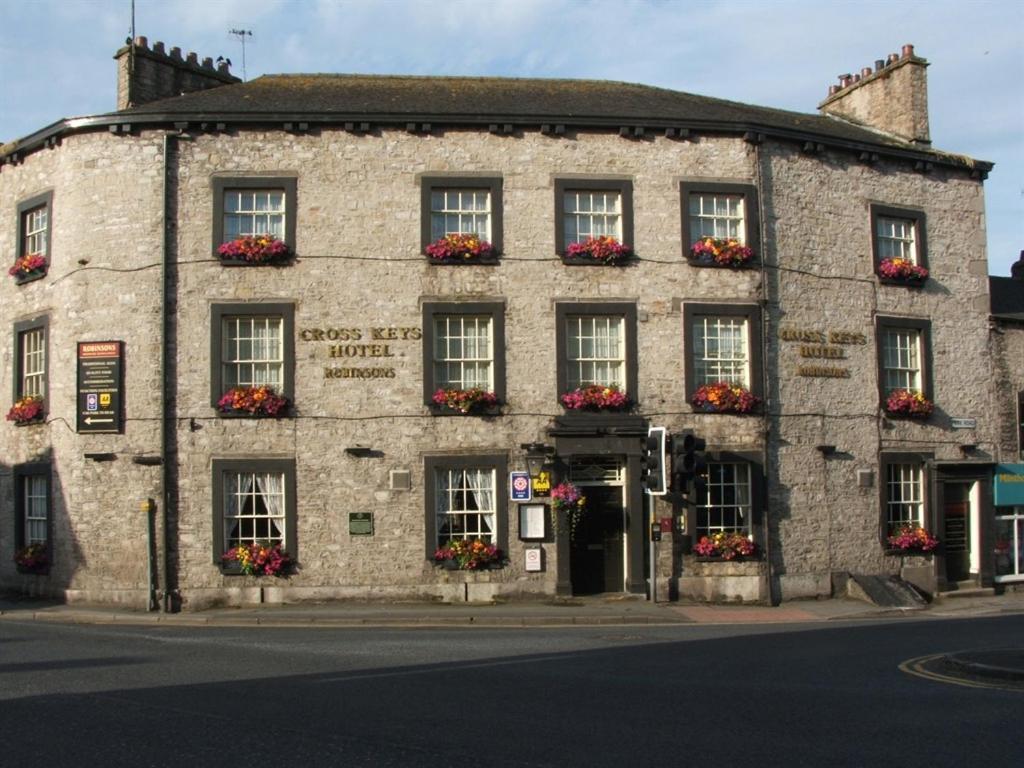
<box><xmin>212</xmin><ymin>459</ymin><xmax>296</xmax><ymax>564</ymax></box>
<box><xmin>995</xmin><ymin>508</ymin><xmax>1024</xmax><ymax>582</ymax></box>
<box><xmin>885</xmin><ymin>463</ymin><xmax>924</xmax><ymax>532</ymax></box>
<box><xmin>423</xmin><ymin>455</ymin><xmax>508</xmax><ymax>557</ymax></box>
<box><xmin>696</xmin><ymin>462</ymin><xmax>752</xmax><ymax>538</ymax></box>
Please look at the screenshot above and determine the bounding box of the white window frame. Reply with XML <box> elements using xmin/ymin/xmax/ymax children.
<box><xmin>562</xmin><ymin>190</ymin><xmax>622</xmax><ymax>247</ymax></box>
<box><xmin>23</xmin><ymin>205</ymin><xmax>48</xmax><ymax>257</ymax></box>
<box><xmin>433</xmin><ymin>315</ymin><xmax>494</xmax><ymax>391</ymax></box>
<box><xmin>222</xmin><ymin>189</ymin><xmax>286</xmax><ymax>242</ymax></box>
<box><xmin>23</xmin><ymin>474</ymin><xmax>48</xmax><ymax>545</ymax></box>
<box><xmin>886</xmin><ymin>463</ymin><xmax>924</xmax><ymax>531</ymax></box>
<box><xmin>565</xmin><ymin>315</ymin><xmax>626</xmax><ymax>391</ymax></box>
<box><xmin>435</xmin><ymin>467</ymin><xmax>497</xmax><ymax>546</ymax></box>
<box><xmin>430</xmin><ymin>189</ymin><xmax>492</xmax><ymax>241</ymax></box>
<box><xmin>221</xmin><ymin>315</ymin><xmax>285</xmax><ymax>391</ymax></box>
<box><xmin>882</xmin><ymin>328</ymin><xmax>922</xmax><ymax>394</ymax></box>
<box><xmin>689</xmin><ymin>192</ymin><xmax>746</xmax><ymax>243</ymax></box>
<box><xmin>693</xmin><ymin>316</ymin><xmax>751</xmax><ymax>388</ymax></box>
<box><xmin>995</xmin><ymin>507</ymin><xmax>1024</xmax><ymax>582</ymax></box>
<box><xmin>876</xmin><ymin>215</ymin><xmax>918</xmax><ymax>264</ymax></box>
<box><xmin>19</xmin><ymin>326</ymin><xmax>46</xmax><ymax>398</ymax></box>
<box><xmin>696</xmin><ymin>462</ymin><xmax>752</xmax><ymax>538</ymax></box>
<box><xmin>223</xmin><ymin>470</ymin><xmax>288</xmax><ymax>548</ymax></box>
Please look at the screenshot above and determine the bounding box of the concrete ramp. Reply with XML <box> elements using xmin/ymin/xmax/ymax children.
<box><xmin>848</xmin><ymin>574</ymin><xmax>927</xmax><ymax>609</ymax></box>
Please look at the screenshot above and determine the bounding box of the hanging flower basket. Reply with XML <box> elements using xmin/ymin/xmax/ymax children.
<box><xmin>431</xmin><ymin>387</ymin><xmax>499</xmax><ymax>414</ymax></box>
<box><xmin>564</xmin><ymin>236</ymin><xmax>632</xmax><ymax>265</ymax></box>
<box><xmin>6</xmin><ymin>395</ymin><xmax>45</xmax><ymax>425</ymax></box>
<box><xmin>221</xmin><ymin>542</ymin><xmax>292</xmax><ymax>576</ymax></box>
<box><xmin>425</xmin><ymin>234</ymin><xmax>497</xmax><ymax>263</ymax></box>
<box><xmin>691</xmin><ymin>382</ymin><xmax>759</xmax><ymax>414</ymax></box>
<box><xmin>694</xmin><ymin>532</ymin><xmax>756</xmax><ymax>560</ymax></box>
<box><xmin>887</xmin><ymin>525</ymin><xmax>939</xmax><ymax>553</ymax></box>
<box><xmin>551</xmin><ymin>482</ymin><xmax>586</xmax><ymax>538</ymax></box>
<box><xmin>560</xmin><ymin>384</ymin><xmax>629</xmax><ymax>411</ymax></box>
<box><xmin>433</xmin><ymin>538</ymin><xmax>503</xmax><ymax>570</ymax></box>
<box><xmin>884</xmin><ymin>388</ymin><xmax>933</xmax><ymax>419</ymax></box>
<box><xmin>217</xmin><ymin>234</ymin><xmax>291</xmax><ymax>265</ymax></box>
<box><xmin>689</xmin><ymin>237</ymin><xmax>754</xmax><ymax>268</ymax></box>
<box><xmin>14</xmin><ymin>543</ymin><xmax>49</xmax><ymax>574</ymax></box>
<box><xmin>217</xmin><ymin>386</ymin><xmax>289</xmax><ymax>417</ymax></box>
<box><xmin>878</xmin><ymin>257</ymin><xmax>928</xmax><ymax>285</ymax></box>
<box><xmin>8</xmin><ymin>254</ymin><xmax>48</xmax><ymax>284</ymax></box>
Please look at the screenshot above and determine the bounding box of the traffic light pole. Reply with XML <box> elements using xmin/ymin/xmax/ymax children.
<box><xmin>648</xmin><ymin>490</ymin><xmax>656</xmax><ymax>603</ymax></box>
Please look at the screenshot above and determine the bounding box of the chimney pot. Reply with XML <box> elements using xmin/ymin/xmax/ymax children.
<box><xmin>861</xmin><ymin>67</ymin><xmax>873</xmax><ymax>78</ymax></box>
<box><xmin>202</xmin><ymin>57</ymin><xmax>213</xmax><ymax>69</ymax></box>
<box><xmin>153</xmin><ymin>41</ymin><xmax>165</xmax><ymax>55</ymax></box>
<box><xmin>875</xmin><ymin>59</ymin><xmax>885</xmax><ymax>72</ymax></box>
<box><xmin>902</xmin><ymin>44</ymin><xmax>915</xmax><ymax>58</ymax></box>
<box><xmin>839</xmin><ymin>73</ymin><xmax>853</xmax><ymax>87</ymax></box>
<box><xmin>135</xmin><ymin>36</ymin><xmax>148</xmax><ymax>49</ymax></box>
<box><xmin>217</xmin><ymin>61</ymin><xmax>230</xmax><ymax>74</ymax></box>
<box><xmin>852</xmin><ymin>74</ymin><xmax>861</xmax><ymax>84</ymax></box>
<box><xmin>828</xmin><ymin>84</ymin><xmax>840</xmax><ymax>96</ymax></box>
<box><xmin>186</xmin><ymin>52</ymin><xmax>198</xmax><ymax>65</ymax></box>
<box><xmin>170</xmin><ymin>46</ymin><xmax>182</xmax><ymax>60</ymax></box>
<box><xmin>888</xmin><ymin>52</ymin><xmax>899</xmax><ymax>64</ymax></box>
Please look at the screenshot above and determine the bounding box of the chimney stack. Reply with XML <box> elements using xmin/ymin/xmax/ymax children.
<box><xmin>818</xmin><ymin>44</ymin><xmax>930</xmax><ymax>146</ymax></box>
<box><xmin>114</xmin><ymin>36</ymin><xmax>241</xmax><ymax>110</ymax></box>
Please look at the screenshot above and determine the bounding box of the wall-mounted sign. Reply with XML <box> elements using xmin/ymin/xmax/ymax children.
<box><xmin>349</xmin><ymin>512</ymin><xmax>374</xmax><ymax>536</ymax></box>
<box><xmin>77</xmin><ymin>341</ymin><xmax>123</xmax><ymax>434</ymax></box>
<box><xmin>519</xmin><ymin>503</ymin><xmax>547</xmax><ymax>540</ymax></box>
<box><xmin>524</xmin><ymin>545</ymin><xmax>544</xmax><ymax>572</ymax></box>
<box><xmin>299</xmin><ymin>326</ymin><xmax>421</xmax><ymax>381</ymax></box>
<box><xmin>778</xmin><ymin>327</ymin><xmax>867</xmax><ymax>380</ymax></box>
<box><xmin>993</xmin><ymin>464</ymin><xmax>1024</xmax><ymax>506</ymax></box>
<box><xmin>950</xmin><ymin>417</ymin><xmax>977</xmax><ymax>430</ymax></box>
<box><xmin>532</xmin><ymin>470</ymin><xmax>551</xmax><ymax>497</ymax></box>
<box><xmin>510</xmin><ymin>471</ymin><xmax>532</xmax><ymax>501</ymax></box>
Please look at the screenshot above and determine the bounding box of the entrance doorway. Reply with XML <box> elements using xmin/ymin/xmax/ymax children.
<box><xmin>568</xmin><ymin>458</ymin><xmax>626</xmax><ymax>594</ymax></box>
<box><xmin>943</xmin><ymin>482</ymin><xmax>972</xmax><ymax>583</ymax></box>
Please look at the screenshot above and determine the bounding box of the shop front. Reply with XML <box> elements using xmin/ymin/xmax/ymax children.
<box><xmin>992</xmin><ymin>464</ymin><xmax>1024</xmax><ymax>584</ymax></box>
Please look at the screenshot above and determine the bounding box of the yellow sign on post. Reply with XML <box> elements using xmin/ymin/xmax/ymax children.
<box><xmin>532</xmin><ymin>470</ymin><xmax>551</xmax><ymax>497</ymax></box>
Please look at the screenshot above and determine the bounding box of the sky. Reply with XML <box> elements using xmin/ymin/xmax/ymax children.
<box><xmin>1</xmin><ymin>0</ymin><xmax>1021</xmax><ymax>275</ymax></box>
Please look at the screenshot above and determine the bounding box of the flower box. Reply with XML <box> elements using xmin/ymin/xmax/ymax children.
<box><xmin>14</xmin><ymin>543</ymin><xmax>49</xmax><ymax>574</ymax></box>
<box><xmin>221</xmin><ymin>543</ymin><xmax>292</xmax><ymax>576</ymax></box>
<box><xmin>217</xmin><ymin>235</ymin><xmax>292</xmax><ymax>265</ymax></box>
<box><xmin>561</xmin><ymin>385</ymin><xmax>629</xmax><ymax>411</ymax></box>
<box><xmin>6</xmin><ymin>396</ymin><xmax>45</xmax><ymax>426</ymax></box>
<box><xmin>425</xmin><ymin>234</ymin><xmax>498</xmax><ymax>264</ymax></box>
<box><xmin>884</xmin><ymin>389</ymin><xmax>933</xmax><ymax>419</ymax></box>
<box><xmin>562</xmin><ymin>236</ymin><xmax>632</xmax><ymax>266</ymax></box>
<box><xmin>693</xmin><ymin>532</ymin><xmax>757</xmax><ymax>560</ymax></box>
<box><xmin>217</xmin><ymin>386</ymin><xmax>289</xmax><ymax>417</ymax></box>
<box><xmin>691</xmin><ymin>382</ymin><xmax>759</xmax><ymax>414</ymax></box>
<box><xmin>433</xmin><ymin>538</ymin><xmax>504</xmax><ymax>570</ymax></box>
<box><xmin>886</xmin><ymin>525</ymin><xmax>939</xmax><ymax>553</ymax></box>
<box><xmin>9</xmin><ymin>254</ymin><xmax>48</xmax><ymax>284</ymax></box>
<box><xmin>878</xmin><ymin>258</ymin><xmax>928</xmax><ymax>286</ymax></box>
<box><xmin>688</xmin><ymin>237</ymin><xmax>755</xmax><ymax>268</ymax></box>
<box><xmin>431</xmin><ymin>387</ymin><xmax>499</xmax><ymax>415</ymax></box>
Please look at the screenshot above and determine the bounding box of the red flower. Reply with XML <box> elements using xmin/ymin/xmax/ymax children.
<box><xmin>691</xmin><ymin>383</ymin><xmax>759</xmax><ymax>414</ymax></box>
<box><xmin>690</xmin><ymin>237</ymin><xmax>754</xmax><ymax>267</ymax></box>
<box><xmin>217</xmin><ymin>235</ymin><xmax>291</xmax><ymax>264</ymax></box>
<box><xmin>6</xmin><ymin>396</ymin><xmax>44</xmax><ymax>424</ymax></box>
<box><xmin>431</xmin><ymin>388</ymin><xmax>498</xmax><ymax>413</ymax></box>
<box><xmin>426</xmin><ymin>234</ymin><xmax>495</xmax><ymax>261</ymax></box>
<box><xmin>8</xmin><ymin>254</ymin><xmax>48</xmax><ymax>278</ymax></box>
<box><xmin>565</xmin><ymin>236</ymin><xmax>632</xmax><ymax>263</ymax></box>
<box><xmin>217</xmin><ymin>386</ymin><xmax>289</xmax><ymax>416</ymax></box>
<box><xmin>560</xmin><ymin>385</ymin><xmax>629</xmax><ymax>411</ymax></box>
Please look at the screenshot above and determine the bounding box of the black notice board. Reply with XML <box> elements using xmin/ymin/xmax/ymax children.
<box><xmin>77</xmin><ymin>341</ymin><xmax>124</xmax><ymax>433</ymax></box>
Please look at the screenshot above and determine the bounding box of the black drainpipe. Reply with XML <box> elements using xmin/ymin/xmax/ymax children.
<box><xmin>161</xmin><ymin>132</ymin><xmax>178</xmax><ymax>612</ymax></box>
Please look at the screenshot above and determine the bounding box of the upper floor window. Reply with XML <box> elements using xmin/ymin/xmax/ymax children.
<box><xmin>870</xmin><ymin>204</ymin><xmax>928</xmax><ymax>280</ymax></box>
<box><xmin>554</xmin><ymin>179</ymin><xmax>633</xmax><ymax>255</ymax></box>
<box><xmin>212</xmin><ymin>177</ymin><xmax>297</xmax><ymax>258</ymax></box>
<box><xmin>684</xmin><ymin>304</ymin><xmax>763</xmax><ymax>413</ymax></box>
<box><xmin>420</xmin><ymin>177</ymin><xmax>503</xmax><ymax>258</ymax></box>
<box><xmin>422</xmin><ymin>302</ymin><xmax>506</xmax><ymax>412</ymax></box>
<box><xmin>17</xmin><ymin>192</ymin><xmax>52</xmax><ymax>259</ymax></box>
<box><xmin>18</xmin><ymin>325</ymin><xmax>47</xmax><ymax>399</ymax></box>
<box><xmin>555</xmin><ymin>303</ymin><xmax>637</xmax><ymax>405</ymax></box>
<box><xmin>681</xmin><ymin>182</ymin><xmax>760</xmax><ymax>265</ymax></box>
<box><xmin>881</xmin><ymin>327</ymin><xmax>923</xmax><ymax>393</ymax></box>
<box><xmin>211</xmin><ymin>303</ymin><xmax>295</xmax><ymax>411</ymax></box>
<box><xmin>691</xmin><ymin>315</ymin><xmax>750</xmax><ymax>389</ymax></box>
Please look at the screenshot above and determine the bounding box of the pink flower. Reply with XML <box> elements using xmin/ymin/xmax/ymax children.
<box><xmin>690</xmin><ymin>237</ymin><xmax>754</xmax><ymax>267</ymax></box>
<box><xmin>426</xmin><ymin>234</ymin><xmax>495</xmax><ymax>261</ymax></box>
<box><xmin>560</xmin><ymin>385</ymin><xmax>629</xmax><ymax>411</ymax></box>
<box><xmin>691</xmin><ymin>383</ymin><xmax>759</xmax><ymax>414</ymax></box>
<box><xmin>879</xmin><ymin>257</ymin><xmax>928</xmax><ymax>282</ymax></box>
<box><xmin>217</xmin><ymin>234</ymin><xmax>291</xmax><ymax>264</ymax></box>
<box><xmin>565</xmin><ymin>236</ymin><xmax>632</xmax><ymax>263</ymax></box>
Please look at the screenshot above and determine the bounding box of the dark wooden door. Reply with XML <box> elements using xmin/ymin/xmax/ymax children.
<box><xmin>944</xmin><ymin>495</ymin><xmax>971</xmax><ymax>583</ymax></box>
<box><xmin>570</xmin><ymin>486</ymin><xmax>625</xmax><ymax>594</ymax></box>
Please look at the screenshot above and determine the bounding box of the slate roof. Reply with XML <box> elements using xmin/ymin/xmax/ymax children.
<box><xmin>116</xmin><ymin>73</ymin><xmax>920</xmax><ymax>150</ymax></box>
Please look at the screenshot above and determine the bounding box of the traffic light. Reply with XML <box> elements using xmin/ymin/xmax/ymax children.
<box><xmin>670</xmin><ymin>430</ymin><xmax>707</xmax><ymax>495</ymax></box>
<box><xmin>641</xmin><ymin>426</ymin><xmax>667</xmax><ymax>495</ymax></box>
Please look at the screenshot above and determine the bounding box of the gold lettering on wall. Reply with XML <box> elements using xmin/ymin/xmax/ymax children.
<box><xmin>299</xmin><ymin>326</ymin><xmax>421</xmax><ymax>381</ymax></box>
<box><xmin>779</xmin><ymin>326</ymin><xmax>865</xmax><ymax>379</ymax></box>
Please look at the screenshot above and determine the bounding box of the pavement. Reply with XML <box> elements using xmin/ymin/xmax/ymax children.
<box><xmin>4</xmin><ymin>589</ymin><xmax>1024</xmax><ymax>683</ymax></box>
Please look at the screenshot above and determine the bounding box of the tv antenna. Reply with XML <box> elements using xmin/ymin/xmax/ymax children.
<box><xmin>229</xmin><ymin>29</ymin><xmax>253</xmax><ymax>80</ymax></box>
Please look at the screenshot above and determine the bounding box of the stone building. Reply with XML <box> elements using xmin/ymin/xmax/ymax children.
<box><xmin>0</xmin><ymin>38</ymin><xmax>1008</xmax><ymax>609</ymax></box>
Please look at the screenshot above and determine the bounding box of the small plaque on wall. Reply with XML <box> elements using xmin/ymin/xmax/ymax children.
<box><xmin>524</xmin><ymin>545</ymin><xmax>544</xmax><ymax>572</ymax></box>
<box><xmin>349</xmin><ymin>512</ymin><xmax>373</xmax><ymax>535</ymax></box>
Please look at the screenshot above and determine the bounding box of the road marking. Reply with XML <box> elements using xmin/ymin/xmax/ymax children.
<box><xmin>899</xmin><ymin>653</ymin><xmax>1023</xmax><ymax>692</ymax></box>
